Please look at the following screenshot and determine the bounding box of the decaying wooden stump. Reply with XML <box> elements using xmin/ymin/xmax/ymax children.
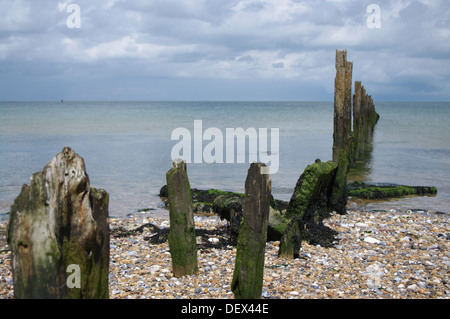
<box><xmin>278</xmin><ymin>160</ymin><xmax>339</xmax><ymax>258</ymax></box>
<box><xmin>231</xmin><ymin>163</ymin><xmax>271</xmax><ymax>299</ymax></box>
<box><xmin>7</xmin><ymin>146</ymin><xmax>109</xmax><ymax>299</ymax></box>
<box><xmin>166</xmin><ymin>160</ymin><xmax>199</xmax><ymax>277</ymax></box>
<box><xmin>278</xmin><ymin>217</ymin><xmax>301</xmax><ymax>259</ymax></box>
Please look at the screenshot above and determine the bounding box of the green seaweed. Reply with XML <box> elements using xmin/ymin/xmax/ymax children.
<box><xmin>287</xmin><ymin>160</ymin><xmax>338</xmax><ymax>219</ymax></box>
<box><xmin>278</xmin><ymin>160</ymin><xmax>341</xmax><ymax>258</ymax></box>
<box><xmin>348</xmin><ymin>182</ymin><xmax>437</xmax><ymax>199</ymax></box>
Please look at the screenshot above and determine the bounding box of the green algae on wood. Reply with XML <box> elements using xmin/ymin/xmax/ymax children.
<box><xmin>278</xmin><ymin>160</ymin><xmax>340</xmax><ymax>258</ymax></box>
<box><xmin>267</xmin><ymin>208</ymin><xmax>289</xmax><ymax>241</ymax></box>
<box><xmin>348</xmin><ymin>181</ymin><xmax>437</xmax><ymax>199</ymax></box>
<box><xmin>7</xmin><ymin>146</ymin><xmax>109</xmax><ymax>299</ymax></box>
<box><xmin>231</xmin><ymin>163</ymin><xmax>271</xmax><ymax>299</ymax></box>
<box><xmin>166</xmin><ymin>160</ymin><xmax>199</xmax><ymax>277</ymax></box>
<box><xmin>278</xmin><ymin>217</ymin><xmax>301</xmax><ymax>259</ymax></box>
<box><xmin>287</xmin><ymin>160</ymin><xmax>338</xmax><ymax>219</ymax></box>
<box><xmin>330</xmin><ymin>142</ymin><xmax>351</xmax><ymax>215</ymax></box>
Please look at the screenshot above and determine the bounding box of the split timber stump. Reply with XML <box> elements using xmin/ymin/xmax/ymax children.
<box><xmin>166</xmin><ymin>160</ymin><xmax>199</xmax><ymax>277</ymax></box>
<box><xmin>231</xmin><ymin>163</ymin><xmax>271</xmax><ymax>299</ymax></box>
<box><xmin>7</xmin><ymin>146</ymin><xmax>109</xmax><ymax>299</ymax></box>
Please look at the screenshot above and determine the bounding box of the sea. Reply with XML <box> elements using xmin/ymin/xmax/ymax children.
<box><xmin>1</xmin><ymin>101</ymin><xmax>449</xmax><ymax>220</ymax></box>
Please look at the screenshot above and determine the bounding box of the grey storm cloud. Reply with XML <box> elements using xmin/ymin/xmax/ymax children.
<box><xmin>0</xmin><ymin>0</ymin><xmax>449</xmax><ymax>100</ymax></box>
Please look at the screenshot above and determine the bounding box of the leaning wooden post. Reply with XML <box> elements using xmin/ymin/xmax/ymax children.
<box><xmin>231</xmin><ymin>163</ymin><xmax>271</xmax><ymax>299</ymax></box>
<box><xmin>166</xmin><ymin>159</ymin><xmax>199</xmax><ymax>277</ymax></box>
<box><xmin>7</xmin><ymin>146</ymin><xmax>110</xmax><ymax>299</ymax></box>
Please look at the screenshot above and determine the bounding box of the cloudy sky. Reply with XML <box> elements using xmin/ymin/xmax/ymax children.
<box><xmin>0</xmin><ymin>0</ymin><xmax>449</xmax><ymax>101</ymax></box>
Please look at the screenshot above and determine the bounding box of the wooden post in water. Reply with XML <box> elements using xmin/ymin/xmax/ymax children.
<box><xmin>7</xmin><ymin>147</ymin><xmax>110</xmax><ymax>299</ymax></box>
<box><xmin>344</xmin><ymin>60</ymin><xmax>353</xmax><ymax>143</ymax></box>
<box><xmin>353</xmin><ymin>81</ymin><xmax>363</xmax><ymax>161</ymax></box>
<box><xmin>364</xmin><ymin>91</ymin><xmax>379</xmax><ymax>142</ymax></box>
<box><xmin>231</xmin><ymin>163</ymin><xmax>271</xmax><ymax>299</ymax></box>
<box><xmin>331</xmin><ymin>49</ymin><xmax>353</xmax><ymax>214</ymax></box>
<box><xmin>352</xmin><ymin>82</ymin><xmax>380</xmax><ymax>163</ymax></box>
<box><xmin>166</xmin><ymin>160</ymin><xmax>199</xmax><ymax>277</ymax></box>
<box><xmin>333</xmin><ymin>49</ymin><xmax>353</xmax><ymax>163</ymax></box>
<box><xmin>332</xmin><ymin>49</ymin><xmax>380</xmax><ymax>212</ymax></box>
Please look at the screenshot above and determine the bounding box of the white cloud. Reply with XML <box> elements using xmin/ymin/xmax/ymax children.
<box><xmin>0</xmin><ymin>0</ymin><xmax>32</xmax><ymax>32</ymax></box>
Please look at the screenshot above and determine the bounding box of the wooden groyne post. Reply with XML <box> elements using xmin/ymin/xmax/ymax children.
<box><xmin>353</xmin><ymin>81</ymin><xmax>380</xmax><ymax>162</ymax></box>
<box><xmin>331</xmin><ymin>49</ymin><xmax>380</xmax><ymax>212</ymax></box>
<box><xmin>7</xmin><ymin>147</ymin><xmax>110</xmax><ymax>299</ymax></box>
<box><xmin>332</xmin><ymin>49</ymin><xmax>353</xmax><ymax>164</ymax></box>
<box><xmin>231</xmin><ymin>163</ymin><xmax>271</xmax><ymax>299</ymax></box>
<box><xmin>166</xmin><ymin>159</ymin><xmax>199</xmax><ymax>277</ymax></box>
<box><xmin>331</xmin><ymin>50</ymin><xmax>353</xmax><ymax>214</ymax></box>
<box><xmin>333</xmin><ymin>49</ymin><xmax>380</xmax><ymax>165</ymax></box>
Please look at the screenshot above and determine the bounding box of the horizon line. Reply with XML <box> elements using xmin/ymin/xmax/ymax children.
<box><xmin>1</xmin><ymin>99</ymin><xmax>449</xmax><ymax>103</ymax></box>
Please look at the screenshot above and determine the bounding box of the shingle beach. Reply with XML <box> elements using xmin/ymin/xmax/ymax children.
<box><xmin>1</xmin><ymin>209</ymin><xmax>448</xmax><ymax>299</ymax></box>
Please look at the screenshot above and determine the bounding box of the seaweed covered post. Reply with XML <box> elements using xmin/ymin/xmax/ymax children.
<box><xmin>278</xmin><ymin>160</ymin><xmax>339</xmax><ymax>259</ymax></box>
<box><xmin>232</xmin><ymin>163</ymin><xmax>271</xmax><ymax>299</ymax></box>
<box><xmin>7</xmin><ymin>147</ymin><xmax>110</xmax><ymax>299</ymax></box>
<box><xmin>166</xmin><ymin>159</ymin><xmax>199</xmax><ymax>277</ymax></box>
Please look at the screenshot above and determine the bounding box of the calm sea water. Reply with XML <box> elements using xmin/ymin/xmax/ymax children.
<box><xmin>0</xmin><ymin>101</ymin><xmax>449</xmax><ymax>220</ymax></box>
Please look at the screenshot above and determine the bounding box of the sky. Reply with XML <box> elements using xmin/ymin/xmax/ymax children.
<box><xmin>0</xmin><ymin>0</ymin><xmax>449</xmax><ymax>101</ymax></box>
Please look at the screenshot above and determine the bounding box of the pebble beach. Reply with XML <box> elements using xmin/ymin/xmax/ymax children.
<box><xmin>1</xmin><ymin>208</ymin><xmax>449</xmax><ymax>299</ymax></box>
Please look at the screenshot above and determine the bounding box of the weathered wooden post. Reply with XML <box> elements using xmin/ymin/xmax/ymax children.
<box><xmin>278</xmin><ymin>217</ymin><xmax>301</xmax><ymax>259</ymax></box>
<box><xmin>332</xmin><ymin>49</ymin><xmax>353</xmax><ymax>163</ymax></box>
<box><xmin>231</xmin><ymin>163</ymin><xmax>271</xmax><ymax>299</ymax></box>
<box><xmin>331</xmin><ymin>49</ymin><xmax>353</xmax><ymax>214</ymax></box>
<box><xmin>352</xmin><ymin>82</ymin><xmax>380</xmax><ymax>164</ymax></box>
<box><xmin>353</xmin><ymin>81</ymin><xmax>364</xmax><ymax>161</ymax></box>
<box><xmin>364</xmin><ymin>92</ymin><xmax>379</xmax><ymax>143</ymax></box>
<box><xmin>344</xmin><ymin>60</ymin><xmax>353</xmax><ymax>141</ymax></box>
<box><xmin>7</xmin><ymin>146</ymin><xmax>109</xmax><ymax>299</ymax></box>
<box><xmin>166</xmin><ymin>159</ymin><xmax>199</xmax><ymax>277</ymax></box>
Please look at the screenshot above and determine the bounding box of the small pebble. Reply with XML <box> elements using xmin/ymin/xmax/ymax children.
<box><xmin>364</xmin><ymin>237</ymin><xmax>381</xmax><ymax>244</ymax></box>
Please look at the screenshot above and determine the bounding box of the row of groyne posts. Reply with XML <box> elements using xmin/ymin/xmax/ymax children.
<box><xmin>6</xmin><ymin>50</ymin><xmax>379</xmax><ymax>299</ymax></box>
<box><xmin>333</xmin><ymin>49</ymin><xmax>380</xmax><ymax>168</ymax></box>
<box><xmin>331</xmin><ymin>49</ymin><xmax>380</xmax><ymax>214</ymax></box>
